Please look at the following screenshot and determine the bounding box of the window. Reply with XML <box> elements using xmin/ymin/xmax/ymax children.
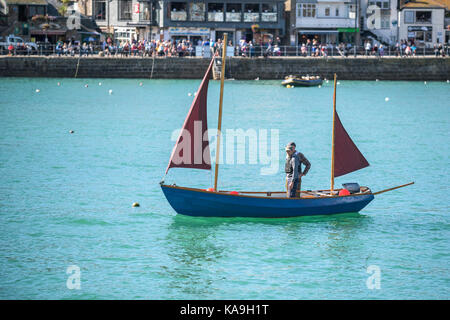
<box><xmin>335</xmin><ymin>8</ymin><xmax>339</xmax><ymax>17</ymax></box>
<box><xmin>404</xmin><ymin>10</ymin><xmax>414</xmax><ymax>24</ymax></box>
<box><xmin>415</xmin><ymin>31</ymin><xmax>432</xmax><ymax>42</ymax></box>
<box><xmin>170</xmin><ymin>2</ymin><xmax>187</xmax><ymax>21</ymax></box>
<box><xmin>189</xmin><ymin>2</ymin><xmax>205</xmax><ymax>21</ymax></box>
<box><xmin>115</xmin><ymin>28</ymin><xmax>136</xmax><ymax>42</ymax></box>
<box><xmin>261</xmin><ymin>3</ymin><xmax>277</xmax><ymax>22</ymax></box>
<box><xmin>301</xmin><ymin>4</ymin><xmax>316</xmax><ymax>18</ymax></box>
<box><xmin>226</xmin><ymin>3</ymin><xmax>241</xmax><ymax>22</ymax></box>
<box><xmin>369</xmin><ymin>0</ymin><xmax>390</xmax><ymax>9</ymax></box>
<box><xmin>349</xmin><ymin>4</ymin><xmax>356</xmax><ymax>19</ymax></box>
<box><xmin>29</xmin><ymin>5</ymin><xmax>46</xmax><ymax>18</ymax></box>
<box><xmin>416</xmin><ymin>11</ymin><xmax>431</xmax><ymax>23</ymax></box>
<box><xmin>244</xmin><ymin>4</ymin><xmax>259</xmax><ymax>22</ymax></box>
<box><xmin>139</xmin><ymin>1</ymin><xmax>151</xmax><ymax>21</ymax></box>
<box><xmin>119</xmin><ymin>0</ymin><xmax>132</xmax><ymax>21</ymax></box>
<box><xmin>325</xmin><ymin>7</ymin><xmax>330</xmax><ymax>16</ymax></box>
<box><xmin>208</xmin><ymin>3</ymin><xmax>224</xmax><ymax>22</ymax></box>
<box><xmin>381</xmin><ymin>13</ymin><xmax>390</xmax><ymax>29</ymax></box>
<box><xmin>94</xmin><ymin>0</ymin><xmax>106</xmax><ymax>21</ymax></box>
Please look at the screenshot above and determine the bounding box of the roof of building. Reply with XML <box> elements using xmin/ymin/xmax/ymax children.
<box><xmin>6</xmin><ymin>0</ymin><xmax>48</xmax><ymax>5</ymax></box>
<box><xmin>400</xmin><ymin>0</ymin><xmax>449</xmax><ymax>9</ymax></box>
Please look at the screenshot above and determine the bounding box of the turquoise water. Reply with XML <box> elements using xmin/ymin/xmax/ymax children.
<box><xmin>0</xmin><ymin>77</ymin><xmax>449</xmax><ymax>299</ymax></box>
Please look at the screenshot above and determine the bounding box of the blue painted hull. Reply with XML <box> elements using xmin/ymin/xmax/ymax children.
<box><xmin>161</xmin><ymin>185</ymin><xmax>374</xmax><ymax>218</ymax></box>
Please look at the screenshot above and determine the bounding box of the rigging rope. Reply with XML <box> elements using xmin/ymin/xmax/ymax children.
<box><xmin>74</xmin><ymin>56</ymin><xmax>81</xmax><ymax>78</ymax></box>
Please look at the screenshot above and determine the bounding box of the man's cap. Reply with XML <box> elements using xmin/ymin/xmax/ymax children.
<box><xmin>285</xmin><ymin>142</ymin><xmax>296</xmax><ymax>151</ymax></box>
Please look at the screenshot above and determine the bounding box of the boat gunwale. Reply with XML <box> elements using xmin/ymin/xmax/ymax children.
<box><xmin>161</xmin><ymin>184</ymin><xmax>373</xmax><ymax>200</ymax></box>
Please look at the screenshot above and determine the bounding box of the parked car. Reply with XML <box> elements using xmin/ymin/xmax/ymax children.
<box><xmin>0</xmin><ymin>35</ymin><xmax>38</xmax><ymax>54</ymax></box>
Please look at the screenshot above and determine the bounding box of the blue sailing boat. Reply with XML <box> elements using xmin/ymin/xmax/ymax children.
<box><xmin>160</xmin><ymin>35</ymin><xmax>413</xmax><ymax>218</ymax></box>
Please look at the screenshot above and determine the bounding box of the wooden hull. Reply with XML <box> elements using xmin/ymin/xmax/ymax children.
<box><xmin>161</xmin><ymin>185</ymin><xmax>374</xmax><ymax>218</ymax></box>
<box><xmin>282</xmin><ymin>78</ymin><xmax>323</xmax><ymax>87</ymax></box>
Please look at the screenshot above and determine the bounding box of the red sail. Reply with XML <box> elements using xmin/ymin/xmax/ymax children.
<box><xmin>165</xmin><ymin>58</ymin><xmax>214</xmax><ymax>174</ymax></box>
<box><xmin>334</xmin><ymin>111</ymin><xmax>369</xmax><ymax>177</ymax></box>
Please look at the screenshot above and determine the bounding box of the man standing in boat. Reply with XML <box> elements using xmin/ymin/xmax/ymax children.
<box><xmin>285</xmin><ymin>142</ymin><xmax>311</xmax><ymax>198</ymax></box>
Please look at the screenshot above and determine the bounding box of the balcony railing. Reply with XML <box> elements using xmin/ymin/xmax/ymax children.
<box><xmin>244</xmin><ymin>12</ymin><xmax>259</xmax><ymax>22</ymax></box>
<box><xmin>226</xmin><ymin>12</ymin><xmax>241</xmax><ymax>22</ymax></box>
<box><xmin>208</xmin><ymin>12</ymin><xmax>224</xmax><ymax>22</ymax></box>
<box><xmin>261</xmin><ymin>12</ymin><xmax>277</xmax><ymax>22</ymax></box>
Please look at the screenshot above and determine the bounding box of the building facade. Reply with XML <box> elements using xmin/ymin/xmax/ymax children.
<box><xmin>398</xmin><ymin>0</ymin><xmax>446</xmax><ymax>47</ymax></box>
<box><xmin>91</xmin><ymin>0</ymin><xmax>158</xmax><ymax>41</ymax></box>
<box><xmin>292</xmin><ymin>0</ymin><xmax>358</xmax><ymax>45</ymax></box>
<box><xmin>158</xmin><ymin>0</ymin><xmax>286</xmax><ymax>45</ymax></box>
<box><xmin>1</xmin><ymin>0</ymin><xmax>48</xmax><ymax>40</ymax></box>
<box><xmin>88</xmin><ymin>0</ymin><xmax>285</xmax><ymax>44</ymax></box>
<box><xmin>360</xmin><ymin>0</ymin><xmax>399</xmax><ymax>45</ymax></box>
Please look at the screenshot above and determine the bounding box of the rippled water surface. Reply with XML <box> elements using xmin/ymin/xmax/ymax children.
<box><xmin>0</xmin><ymin>77</ymin><xmax>449</xmax><ymax>299</ymax></box>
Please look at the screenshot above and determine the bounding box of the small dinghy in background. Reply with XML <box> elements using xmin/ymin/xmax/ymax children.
<box><xmin>282</xmin><ymin>75</ymin><xmax>323</xmax><ymax>87</ymax></box>
<box><xmin>160</xmin><ymin>34</ymin><xmax>413</xmax><ymax>218</ymax></box>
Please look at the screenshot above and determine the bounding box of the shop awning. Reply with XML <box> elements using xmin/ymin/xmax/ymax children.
<box><xmin>6</xmin><ymin>0</ymin><xmax>47</xmax><ymax>5</ymax></box>
<box><xmin>168</xmin><ymin>27</ymin><xmax>210</xmax><ymax>36</ymax></box>
<box><xmin>299</xmin><ymin>30</ymin><xmax>339</xmax><ymax>35</ymax></box>
<box><xmin>30</xmin><ymin>29</ymin><xmax>67</xmax><ymax>35</ymax></box>
<box><xmin>338</xmin><ymin>28</ymin><xmax>360</xmax><ymax>33</ymax></box>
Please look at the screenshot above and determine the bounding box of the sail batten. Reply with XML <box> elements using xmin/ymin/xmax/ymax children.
<box><xmin>334</xmin><ymin>111</ymin><xmax>369</xmax><ymax>177</ymax></box>
<box><xmin>165</xmin><ymin>58</ymin><xmax>214</xmax><ymax>174</ymax></box>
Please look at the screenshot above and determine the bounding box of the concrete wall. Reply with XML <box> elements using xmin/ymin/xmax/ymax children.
<box><xmin>0</xmin><ymin>56</ymin><xmax>449</xmax><ymax>80</ymax></box>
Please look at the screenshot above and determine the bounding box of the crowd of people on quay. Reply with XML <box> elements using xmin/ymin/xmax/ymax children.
<box><xmin>99</xmin><ymin>38</ymin><xmax>198</xmax><ymax>57</ymax></box>
<box><xmin>2</xmin><ymin>35</ymin><xmax>448</xmax><ymax>58</ymax></box>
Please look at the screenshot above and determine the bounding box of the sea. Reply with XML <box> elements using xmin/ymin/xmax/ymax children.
<box><xmin>0</xmin><ymin>77</ymin><xmax>449</xmax><ymax>299</ymax></box>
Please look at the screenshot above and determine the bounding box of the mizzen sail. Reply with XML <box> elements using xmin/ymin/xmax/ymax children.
<box><xmin>334</xmin><ymin>111</ymin><xmax>369</xmax><ymax>177</ymax></box>
<box><xmin>165</xmin><ymin>58</ymin><xmax>214</xmax><ymax>173</ymax></box>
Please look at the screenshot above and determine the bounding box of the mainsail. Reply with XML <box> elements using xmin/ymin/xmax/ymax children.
<box><xmin>165</xmin><ymin>58</ymin><xmax>214</xmax><ymax>174</ymax></box>
<box><xmin>333</xmin><ymin>111</ymin><xmax>369</xmax><ymax>177</ymax></box>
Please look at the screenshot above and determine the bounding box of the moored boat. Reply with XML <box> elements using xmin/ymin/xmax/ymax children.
<box><xmin>282</xmin><ymin>75</ymin><xmax>323</xmax><ymax>87</ymax></box>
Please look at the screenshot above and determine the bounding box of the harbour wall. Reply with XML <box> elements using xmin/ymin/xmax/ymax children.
<box><xmin>0</xmin><ymin>56</ymin><xmax>449</xmax><ymax>80</ymax></box>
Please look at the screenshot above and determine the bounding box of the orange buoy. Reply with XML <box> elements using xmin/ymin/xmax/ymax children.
<box><xmin>339</xmin><ymin>189</ymin><xmax>350</xmax><ymax>196</ymax></box>
<box><xmin>206</xmin><ymin>188</ymin><xmax>215</xmax><ymax>192</ymax></box>
<box><xmin>229</xmin><ymin>191</ymin><xmax>239</xmax><ymax>195</ymax></box>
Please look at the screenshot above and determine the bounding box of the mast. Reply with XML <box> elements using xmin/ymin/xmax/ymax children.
<box><xmin>331</xmin><ymin>73</ymin><xmax>337</xmax><ymax>193</ymax></box>
<box><xmin>214</xmin><ymin>33</ymin><xmax>227</xmax><ymax>191</ymax></box>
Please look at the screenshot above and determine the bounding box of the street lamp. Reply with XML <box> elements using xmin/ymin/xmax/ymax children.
<box><xmin>107</xmin><ymin>0</ymin><xmax>113</xmax><ymax>34</ymax></box>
